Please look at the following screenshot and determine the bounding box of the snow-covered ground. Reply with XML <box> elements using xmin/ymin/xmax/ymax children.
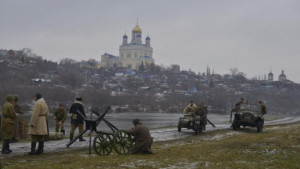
<box><xmin>1</xmin><ymin>115</ymin><xmax>300</xmax><ymax>158</ymax></box>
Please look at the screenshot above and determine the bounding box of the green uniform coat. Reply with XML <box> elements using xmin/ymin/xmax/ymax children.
<box><xmin>1</xmin><ymin>102</ymin><xmax>16</xmax><ymax>139</ymax></box>
<box><xmin>54</xmin><ymin>108</ymin><xmax>67</xmax><ymax>121</ymax></box>
<box><xmin>28</xmin><ymin>98</ymin><xmax>49</xmax><ymax>135</ymax></box>
<box><xmin>261</xmin><ymin>103</ymin><xmax>267</xmax><ymax>115</ymax></box>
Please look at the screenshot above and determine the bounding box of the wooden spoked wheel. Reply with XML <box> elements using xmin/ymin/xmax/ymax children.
<box><xmin>113</xmin><ymin>130</ymin><xmax>133</xmax><ymax>155</ymax></box>
<box><xmin>93</xmin><ymin>133</ymin><xmax>113</xmax><ymax>155</ymax></box>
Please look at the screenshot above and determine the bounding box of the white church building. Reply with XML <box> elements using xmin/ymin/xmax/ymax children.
<box><xmin>100</xmin><ymin>24</ymin><xmax>154</xmax><ymax>70</ymax></box>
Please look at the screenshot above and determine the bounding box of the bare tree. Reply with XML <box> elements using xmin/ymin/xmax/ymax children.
<box><xmin>229</xmin><ymin>67</ymin><xmax>239</xmax><ymax>76</ymax></box>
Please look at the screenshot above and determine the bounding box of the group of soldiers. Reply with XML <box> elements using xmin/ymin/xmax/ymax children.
<box><xmin>0</xmin><ymin>93</ymin><xmax>87</xmax><ymax>155</ymax></box>
<box><xmin>0</xmin><ymin>94</ymin><xmax>23</xmax><ymax>154</ymax></box>
<box><xmin>0</xmin><ymin>93</ymin><xmax>52</xmax><ymax>155</ymax></box>
<box><xmin>183</xmin><ymin>101</ymin><xmax>208</xmax><ymax>130</ymax></box>
<box><xmin>230</xmin><ymin>98</ymin><xmax>267</xmax><ymax>115</ymax></box>
<box><xmin>1</xmin><ymin>93</ymin><xmax>153</xmax><ymax>155</ymax></box>
<box><xmin>1</xmin><ymin>93</ymin><xmax>267</xmax><ymax>156</ymax></box>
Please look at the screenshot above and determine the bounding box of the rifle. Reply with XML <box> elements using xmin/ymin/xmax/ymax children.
<box><xmin>45</xmin><ymin>117</ymin><xmax>49</xmax><ymax>141</ymax></box>
<box><xmin>207</xmin><ymin>119</ymin><xmax>215</xmax><ymax>127</ymax></box>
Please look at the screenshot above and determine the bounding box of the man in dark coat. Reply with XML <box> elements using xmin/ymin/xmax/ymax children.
<box><xmin>69</xmin><ymin>96</ymin><xmax>86</xmax><ymax>142</ymax></box>
<box><xmin>128</xmin><ymin>119</ymin><xmax>153</xmax><ymax>154</ymax></box>
<box><xmin>1</xmin><ymin>94</ymin><xmax>17</xmax><ymax>154</ymax></box>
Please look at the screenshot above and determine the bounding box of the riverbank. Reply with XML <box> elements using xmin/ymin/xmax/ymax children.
<box><xmin>1</xmin><ymin>122</ymin><xmax>300</xmax><ymax>169</ymax></box>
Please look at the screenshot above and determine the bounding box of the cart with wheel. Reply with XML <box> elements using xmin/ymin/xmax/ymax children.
<box><xmin>67</xmin><ymin>106</ymin><xmax>133</xmax><ymax>155</ymax></box>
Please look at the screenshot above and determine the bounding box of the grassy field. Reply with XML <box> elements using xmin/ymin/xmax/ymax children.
<box><xmin>1</xmin><ymin>123</ymin><xmax>300</xmax><ymax>169</ymax></box>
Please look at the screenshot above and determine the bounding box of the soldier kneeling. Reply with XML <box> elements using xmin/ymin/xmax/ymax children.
<box><xmin>128</xmin><ymin>119</ymin><xmax>153</xmax><ymax>154</ymax></box>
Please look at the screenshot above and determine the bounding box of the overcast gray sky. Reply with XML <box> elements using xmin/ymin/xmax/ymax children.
<box><xmin>1</xmin><ymin>0</ymin><xmax>300</xmax><ymax>82</ymax></box>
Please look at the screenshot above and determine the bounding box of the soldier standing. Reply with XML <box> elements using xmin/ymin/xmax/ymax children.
<box><xmin>128</xmin><ymin>119</ymin><xmax>153</xmax><ymax>154</ymax></box>
<box><xmin>230</xmin><ymin>98</ymin><xmax>244</xmax><ymax>127</ymax></box>
<box><xmin>231</xmin><ymin>98</ymin><xmax>244</xmax><ymax>113</ymax></box>
<box><xmin>1</xmin><ymin>94</ymin><xmax>17</xmax><ymax>154</ymax></box>
<box><xmin>12</xmin><ymin>95</ymin><xmax>23</xmax><ymax>142</ymax></box>
<box><xmin>195</xmin><ymin>102</ymin><xmax>208</xmax><ymax>130</ymax></box>
<box><xmin>53</xmin><ymin>104</ymin><xmax>67</xmax><ymax>135</ymax></box>
<box><xmin>69</xmin><ymin>96</ymin><xmax>86</xmax><ymax>142</ymax></box>
<box><xmin>28</xmin><ymin>93</ymin><xmax>49</xmax><ymax>155</ymax></box>
<box><xmin>258</xmin><ymin>100</ymin><xmax>267</xmax><ymax>115</ymax></box>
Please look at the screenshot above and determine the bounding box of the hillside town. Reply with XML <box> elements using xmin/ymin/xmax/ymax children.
<box><xmin>1</xmin><ymin>46</ymin><xmax>299</xmax><ymax>115</ymax></box>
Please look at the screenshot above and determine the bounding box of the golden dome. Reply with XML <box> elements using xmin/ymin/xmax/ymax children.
<box><xmin>132</xmin><ymin>25</ymin><xmax>142</xmax><ymax>33</ymax></box>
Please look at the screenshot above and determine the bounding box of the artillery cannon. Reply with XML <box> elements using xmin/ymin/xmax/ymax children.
<box><xmin>66</xmin><ymin>107</ymin><xmax>133</xmax><ymax>155</ymax></box>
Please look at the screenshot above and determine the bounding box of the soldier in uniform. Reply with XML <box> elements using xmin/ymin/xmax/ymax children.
<box><xmin>230</xmin><ymin>98</ymin><xmax>244</xmax><ymax>127</ymax></box>
<box><xmin>28</xmin><ymin>93</ymin><xmax>49</xmax><ymax>155</ymax></box>
<box><xmin>231</xmin><ymin>98</ymin><xmax>244</xmax><ymax>113</ymax></box>
<box><xmin>258</xmin><ymin>100</ymin><xmax>267</xmax><ymax>115</ymax></box>
<box><xmin>1</xmin><ymin>94</ymin><xmax>17</xmax><ymax>154</ymax></box>
<box><xmin>128</xmin><ymin>119</ymin><xmax>153</xmax><ymax>154</ymax></box>
<box><xmin>53</xmin><ymin>104</ymin><xmax>67</xmax><ymax>135</ymax></box>
<box><xmin>12</xmin><ymin>95</ymin><xmax>23</xmax><ymax>142</ymax></box>
<box><xmin>183</xmin><ymin>101</ymin><xmax>197</xmax><ymax>114</ymax></box>
<box><xmin>69</xmin><ymin>96</ymin><xmax>86</xmax><ymax>142</ymax></box>
<box><xmin>194</xmin><ymin>102</ymin><xmax>208</xmax><ymax>130</ymax></box>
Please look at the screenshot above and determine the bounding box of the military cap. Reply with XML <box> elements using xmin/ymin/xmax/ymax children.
<box><xmin>6</xmin><ymin>94</ymin><xmax>15</xmax><ymax>102</ymax></box>
<box><xmin>14</xmin><ymin>95</ymin><xmax>19</xmax><ymax>102</ymax></box>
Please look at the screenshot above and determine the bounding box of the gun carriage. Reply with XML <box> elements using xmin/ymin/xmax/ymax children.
<box><xmin>66</xmin><ymin>107</ymin><xmax>133</xmax><ymax>155</ymax></box>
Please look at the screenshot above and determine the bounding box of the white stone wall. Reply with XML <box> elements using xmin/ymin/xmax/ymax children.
<box><xmin>119</xmin><ymin>45</ymin><xmax>153</xmax><ymax>69</ymax></box>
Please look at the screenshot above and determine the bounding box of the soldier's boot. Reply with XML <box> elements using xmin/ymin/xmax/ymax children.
<box><xmin>28</xmin><ymin>142</ymin><xmax>36</xmax><ymax>155</ymax></box>
<box><xmin>60</xmin><ymin>130</ymin><xmax>65</xmax><ymax>136</ymax></box>
<box><xmin>35</xmin><ymin>141</ymin><xmax>44</xmax><ymax>154</ymax></box>
<box><xmin>1</xmin><ymin>141</ymin><xmax>5</xmax><ymax>153</ymax></box>
<box><xmin>7</xmin><ymin>140</ymin><xmax>12</xmax><ymax>153</ymax></box>
<box><xmin>1</xmin><ymin>140</ymin><xmax>10</xmax><ymax>154</ymax></box>
<box><xmin>79</xmin><ymin>136</ymin><xmax>86</xmax><ymax>142</ymax></box>
<box><xmin>69</xmin><ymin>133</ymin><xmax>74</xmax><ymax>142</ymax></box>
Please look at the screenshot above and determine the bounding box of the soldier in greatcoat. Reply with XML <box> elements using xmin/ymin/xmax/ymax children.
<box><xmin>28</xmin><ymin>93</ymin><xmax>49</xmax><ymax>155</ymax></box>
<box><xmin>128</xmin><ymin>119</ymin><xmax>153</xmax><ymax>154</ymax></box>
<box><xmin>12</xmin><ymin>95</ymin><xmax>23</xmax><ymax>142</ymax></box>
<box><xmin>1</xmin><ymin>94</ymin><xmax>17</xmax><ymax>154</ymax></box>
